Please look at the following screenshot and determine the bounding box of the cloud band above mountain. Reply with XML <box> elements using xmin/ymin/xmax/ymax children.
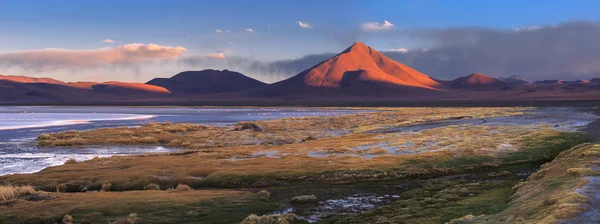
<box><xmin>1</xmin><ymin>21</ymin><xmax>599</xmax><ymax>83</ymax></box>
<box><xmin>179</xmin><ymin>21</ymin><xmax>600</xmax><ymax>82</ymax></box>
<box><xmin>0</xmin><ymin>43</ymin><xmax>187</xmax><ymax>72</ymax></box>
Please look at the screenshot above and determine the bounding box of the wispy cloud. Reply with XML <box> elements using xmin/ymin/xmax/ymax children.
<box><xmin>205</xmin><ymin>53</ymin><xmax>225</xmax><ymax>59</ymax></box>
<box><xmin>0</xmin><ymin>43</ymin><xmax>187</xmax><ymax>71</ymax></box>
<box><xmin>386</xmin><ymin>48</ymin><xmax>408</xmax><ymax>53</ymax></box>
<box><xmin>361</xmin><ymin>20</ymin><xmax>394</xmax><ymax>31</ymax></box>
<box><xmin>216</xmin><ymin>29</ymin><xmax>224</xmax><ymax>33</ymax></box>
<box><xmin>245</xmin><ymin>28</ymin><xmax>255</xmax><ymax>33</ymax></box>
<box><xmin>103</xmin><ymin>39</ymin><xmax>115</xmax><ymax>44</ymax></box>
<box><xmin>216</xmin><ymin>49</ymin><xmax>232</xmax><ymax>53</ymax></box>
<box><xmin>179</xmin><ymin>21</ymin><xmax>600</xmax><ymax>82</ymax></box>
<box><xmin>514</xmin><ymin>26</ymin><xmax>542</xmax><ymax>32</ymax></box>
<box><xmin>298</xmin><ymin>21</ymin><xmax>312</xmax><ymax>28</ymax></box>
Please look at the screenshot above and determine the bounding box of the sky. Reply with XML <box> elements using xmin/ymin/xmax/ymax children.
<box><xmin>1</xmin><ymin>0</ymin><xmax>600</xmax><ymax>83</ymax></box>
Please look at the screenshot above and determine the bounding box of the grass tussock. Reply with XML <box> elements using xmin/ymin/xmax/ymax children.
<box><xmin>0</xmin><ymin>185</ymin><xmax>36</xmax><ymax>201</ymax></box>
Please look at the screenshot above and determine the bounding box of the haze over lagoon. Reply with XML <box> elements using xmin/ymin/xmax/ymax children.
<box><xmin>0</xmin><ymin>106</ymin><xmax>362</xmax><ymax>175</ymax></box>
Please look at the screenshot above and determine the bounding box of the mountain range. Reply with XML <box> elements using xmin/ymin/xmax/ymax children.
<box><xmin>1</xmin><ymin>42</ymin><xmax>600</xmax><ymax>104</ymax></box>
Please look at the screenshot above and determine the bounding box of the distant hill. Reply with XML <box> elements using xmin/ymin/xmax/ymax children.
<box><xmin>499</xmin><ymin>75</ymin><xmax>529</xmax><ymax>85</ymax></box>
<box><xmin>533</xmin><ymin>80</ymin><xmax>564</xmax><ymax>85</ymax></box>
<box><xmin>0</xmin><ymin>75</ymin><xmax>170</xmax><ymax>103</ymax></box>
<box><xmin>448</xmin><ymin>73</ymin><xmax>508</xmax><ymax>90</ymax></box>
<box><xmin>591</xmin><ymin>78</ymin><xmax>600</xmax><ymax>83</ymax></box>
<box><xmin>0</xmin><ymin>74</ymin><xmax>65</xmax><ymax>85</ymax></box>
<box><xmin>147</xmin><ymin>69</ymin><xmax>266</xmax><ymax>95</ymax></box>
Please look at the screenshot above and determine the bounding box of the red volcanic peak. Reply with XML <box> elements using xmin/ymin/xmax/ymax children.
<box><xmin>280</xmin><ymin>42</ymin><xmax>441</xmax><ymax>90</ymax></box>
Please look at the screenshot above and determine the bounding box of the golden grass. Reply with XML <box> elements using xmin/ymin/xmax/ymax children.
<box><xmin>0</xmin><ymin>189</ymin><xmax>254</xmax><ymax>223</ymax></box>
<box><xmin>0</xmin><ymin>185</ymin><xmax>36</xmax><ymax>201</ymax></box>
<box><xmin>36</xmin><ymin>107</ymin><xmax>528</xmax><ymax>150</ymax></box>
<box><xmin>472</xmin><ymin>143</ymin><xmax>600</xmax><ymax>223</ymax></box>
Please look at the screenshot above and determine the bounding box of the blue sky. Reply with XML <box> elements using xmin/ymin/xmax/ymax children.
<box><xmin>0</xmin><ymin>0</ymin><xmax>599</xmax><ymax>82</ymax></box>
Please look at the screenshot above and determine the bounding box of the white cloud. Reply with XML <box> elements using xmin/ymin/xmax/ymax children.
<box><xmin>0</xmin><ymin>43</ymin><xmax>187</xmax><ymax>71</ymax></box>
<box><xmin>361</xmin><ymin>20</ymin><xmax>394</xmax><ymax>31</ymax></box>
<box><xmin>216</xmin><ymin>29</ymin><xmax>224</xmax><ymax>33</ymax></box>
<box><xmin>103</xmin><ymin>39</ymin><xmax>115</xmax><ymax>44</ymax></box>
<box><xmin>245</xmin><ymin>28</ymin><xmax>255</xmax><ymax>33</ymax></box>
<box><xmin>388</xmin><ymin>48</ymin><xmax>408</xmax><ymax>53</ymax></box>
<box><xmin>226</xmin><ymin>30</ymin><xmax>230</xmax><ymax>33</ymax></box>
<box><xmin>298</xmin><ymin>21</ymin><xmax>312</xmax><ymax>28</ymax></box>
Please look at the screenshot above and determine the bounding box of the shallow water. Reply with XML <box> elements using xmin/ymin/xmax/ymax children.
<box><xmin>0</xmin><ymin>106</ymin><xmax>362</xmax><ymax>176</ymax></box>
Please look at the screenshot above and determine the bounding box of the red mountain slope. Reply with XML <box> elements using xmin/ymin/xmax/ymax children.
<box><xmin>275</xmin><ymin>42</ymin><xmax>442</xmax><ymax>90</ymax></box>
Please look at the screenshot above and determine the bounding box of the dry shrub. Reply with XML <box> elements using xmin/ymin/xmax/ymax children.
<box><xmin>365</xmin><ymin>148</ymin><xmax>388</xmax><ymax>155</ymax></box>
<box><xmin>447</xmin><ymin>214</ymin><xmax>483</xmax><ymax>224</ymax></box>
<box><xmin>110</xmin><ymin>213</ymin><xmax>137</xmax><ymax>224</ymax></box>
<box><xmin>51</xmin><ymin>138</ymin><xmax>86</xmax><ymax>146</ymax></box>
<box><xmin>62</xmin><ymin>214</ymin><xmax>73</xmax><ymax>224</ymax></box>
<box><xmin>38</xmin><ymin>133</ymin><xmax>54</xmax><ymax>140</ymax></box>
<box><xmin>168</xmin><ymin>184</ymin><xmax>193</xmax><ymax>192</ymax></box>
<box><xmin>257</xmin><ymin>190</ymin><xmax>271</xmax><ymax>201</ymax></box>
<box><xmin>144</xmin><ymin>183</ymin><xmax>160</xmax><ymax>190</ymax></box>
<box><xmin>64</xmin><ymin>158</ymin><xmax>78</xmax><ymax>165</ymax></box>
<box><xmin>101</xmin><ymin>183</ymin><xmax>112</xmax><ymax>192</ymax></box>
<box><xmin>163</xmin><ymin>123</ymin><xmax>205</xmax><ymax>132</ymax></box>
<box><xmin>58</xmin><ymin>130</ymin><xmax>80</xmax><ymax>138</ymax></box>
<box><xmin>566</xmin><ymin>168</ymin><xmax>600</xmax><ymax>177</ymax></box>
<box><xmin>241</xmin><ymin>213</ymin><xmax>299</xmax><ymax>224</ymax></box>
<box><xmin>176</xmin><ymin>184</ymin><xmax>192</xmax><ymax>191</ymax></box>
<box><xmin>119</xmin><ymin>130</ymin><xmax>135</xmax><ymax>135</ymax></box>
<box><xmin>166</xmin><ymin>139</ymin><xmax>182</xmax><ymax>147</ymax></box>
<box><xmin>290</xmin><ymin>194</ymin><xmax>317</xmax><ymax>204</ymax></box>
<box><xmin>137</xmin><ymin>136</ymin><xmax>158</xmax><ymax>144</ymax></box>
<box><xmin>115</xmin><ymin>138</ymin><xmax>137</xmax><ymax>144</ymax></box>
<box><xmin>1</xmin><ymin>185</ymin><xmax>36</xmax><ymax>201</ymax></box>
<box><xmin>56</xmin><ymin>183</ymin><xmax>67</xmax><ymax>193</ymax></box>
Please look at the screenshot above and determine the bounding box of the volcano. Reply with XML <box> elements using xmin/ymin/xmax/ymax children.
<box><xmin>267</xmin><ymin>42</ymin><xmax>442</xmax><ymax>95</ymax></box>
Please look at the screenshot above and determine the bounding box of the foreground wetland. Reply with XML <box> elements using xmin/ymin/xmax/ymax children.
<box><xmin>1</xmin><ymin>106</ymin><xmax>599</xmax><ymax>224</ymax></box>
